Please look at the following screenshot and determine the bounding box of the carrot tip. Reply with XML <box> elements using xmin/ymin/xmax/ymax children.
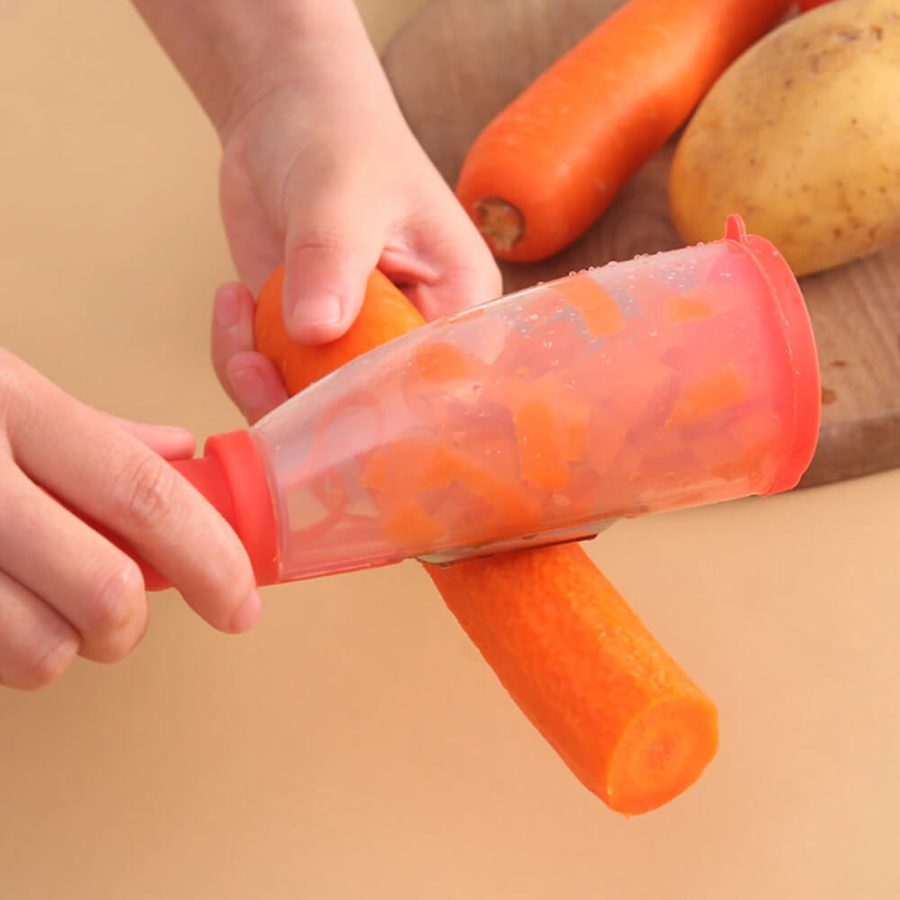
<box><xmin>602</xmin><ymin>696</ymin><xmax>719</xmax><ymax>815</ymax></box>
<box><xmin>474</xmin><ymin>197</ymin><xmax>525</xmax><ymax>254</ymax></box>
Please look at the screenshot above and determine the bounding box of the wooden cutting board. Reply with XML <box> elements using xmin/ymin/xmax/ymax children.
<box><xmin>382</xmin><ymin>0</ymin><xmax>900</xmax><ymax>488</ymax></box>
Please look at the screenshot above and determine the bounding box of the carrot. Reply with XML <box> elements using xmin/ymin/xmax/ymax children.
<box><xmin>455</xmin><ymin>0</ymin><xmax>792</xmax><ymax>262</ymax></box>
<box><xmin>255</xmin><ymin>268</ymin><xmax>424</xmax><ymax>394</ymax></box>
<box><xmin>254</xmin><ymin>267</ymin><xmax>718</xmax><ymax>814</ymax></box>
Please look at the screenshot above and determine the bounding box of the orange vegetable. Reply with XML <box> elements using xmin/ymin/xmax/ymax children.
<box><xmin>377</xmin><ymin>494</ymin><xmax>446</xmax><ymax>547</ymax></box>
<box><xmin>364</xmin><ymin>437</ymin><xmax>542</xmax><ymax>545</ymax></box>
<box><xmin>413</xmin><ymin>341</ymin><xmax>477</xmax><ymax>383</ymax></box>
<box><xmin>602</xmin><ymin>344</ymin><xmax>676</xmax><ymax>421</ymax></box>
<box><xmin>360</xmin><ymin>436</ymin><xmax>449</xmax><ymax>494</ymax></box>
<box><xmin>429</xmin><ymin>546</ymin><xmax>718</xmax><ymax>814</ymax></box>
<box><xmin>254</xmin><ymin>266</ymin><xmax>718</xmax><ymax>814</ymax></box>
<box><xmin>557</xmin><ymin>274</ymin><xmax>624</xmax><ymax>338</ymax></box>
<box><xmin>711</xmin><ymin>413</ymin><xmax>780</xmax><ymax>485</ymax></box>
<box><xmin>559</xmin><ymin>397</ymin><xmax>590</xmax><ymax>462</ymax></box>
<box><xmin>513</xmin><ymin>397</ymin><xmax>571</xmax><ymax>492</ymax></box>
<box><xmin>667</xmin><ymin>364</ymin><xmax>748</xmax><ymax>428</ymax></box>
<box><xmin>256</xmin><ymin>268</ymin><xmax>424</xmax><ymax>393</ymax></box>
<box><xmin>455</xmin><ymin>0</ymin><xmax>792</xmax><ymax>262</ymax></box>
<box><xmin>665</xmin><ymin>295</ymin><xmax>715</xmax><ymax>322</ymax></box>
<box><xmin>584</xmin><ymin>409</ymin><xmax>630</xmax><ymax>476</ymax></box>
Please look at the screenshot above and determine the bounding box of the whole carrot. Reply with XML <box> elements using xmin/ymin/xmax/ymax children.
<box><xmin>255</xmin><ymin>267</ymin><xmax>718</xmax><ymax>814</ymax></box>
<box><xmin>455</xmin><ymin>0</ymin><xmax>792</xmax><ymax>262</ymax></box>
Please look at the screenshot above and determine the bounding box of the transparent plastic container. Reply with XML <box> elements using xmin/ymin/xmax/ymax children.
<box><xmin>144</xmin><ymin>217</ymin><xmax>820</xmax><ymax>588</ymax></box>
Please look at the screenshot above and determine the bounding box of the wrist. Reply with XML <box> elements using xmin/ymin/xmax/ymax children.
<box><xmin>215</xmin><ymin>2</ymin><xmax>373</xmax><ymax>141</ymax></box>
<box><xmin>133</xmin><ymin>0</ymin><xmax>376</xmax><ymax>141</ymax></box>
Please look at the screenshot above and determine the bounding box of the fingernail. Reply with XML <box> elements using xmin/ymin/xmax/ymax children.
<box><xmin>229</xmin><ymin>364</ymin><xmax>269</xmax><ymax>409</ymax></box>
<box><xmin>290</xmin><ymin>292</ymin><xmax>342</xmax><ymax>329</ymax></box>
<box><xmin>215</xmin><ymin>287</ymin><xmax>242</xmax><ymax>329</ymax></box>
<box><xmin>229</xmin><ymin>589</ymin><xmax>262</xmax><ymax>633</ymax></box>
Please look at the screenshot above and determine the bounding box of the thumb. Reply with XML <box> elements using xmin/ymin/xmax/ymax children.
<box><xmin>281</xmin><ymin>187</ymin><xmax>385</xmax><ymax>345</ymax></box>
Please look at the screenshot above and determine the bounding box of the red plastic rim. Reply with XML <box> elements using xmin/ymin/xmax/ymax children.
<box><xmin>723</xmin><ymin>215</ymin><xmax>821</xmax><ymax>494</ymax></box>
<box><xmin>206</xmin><ymin>430</ymin><xmax>281</xmax><ymax>585</ymax></box>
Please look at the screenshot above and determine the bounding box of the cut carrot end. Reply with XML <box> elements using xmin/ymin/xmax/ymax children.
<box><xmin>474</xmin><ymin>197</ymin><xmax>525</xmax><ymax>254</ymax></box>
<box><xmin>603</xmin><ymin>696</ymin><xmax>719</xmax><ymax>815</ymax></box>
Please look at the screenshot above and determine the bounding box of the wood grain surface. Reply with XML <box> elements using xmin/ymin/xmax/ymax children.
<box><xmin>382</xmin><ymin>0</ymin><xmax>900</xmax><ymax>488</ymax></box>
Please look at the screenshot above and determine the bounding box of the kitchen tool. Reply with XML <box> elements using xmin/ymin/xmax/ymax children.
<box><xmin>381</xmin><ymin>0</ymin><xmax>900</xmax><ymax>487</ymax></box>
<box><xmin>133</xmin><ymin>218</ymin><xmax>818</xmax><ymax>588</ymax></box>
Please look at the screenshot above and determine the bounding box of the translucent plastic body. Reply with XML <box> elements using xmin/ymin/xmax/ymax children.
<box><xmin>252</xmin><ymin>224</ymin><xmax>819</xmax><ymax>580</ymax></box>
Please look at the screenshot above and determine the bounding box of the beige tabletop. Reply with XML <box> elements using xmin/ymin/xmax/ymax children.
<box><xmin>1</xmin><ymin>3</ymin><xmax>899</xmax><ymax>899</ymax></box>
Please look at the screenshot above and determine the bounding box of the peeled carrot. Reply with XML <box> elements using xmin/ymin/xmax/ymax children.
<box><xmin>254</xmin><ymin>267</ymin><xmax>718</xmax><ymax>814</ymax></box>
<box><xmin>455</xmin><ymin>0</ymin><xmax>792</xmax><ymax>262</ymax></box>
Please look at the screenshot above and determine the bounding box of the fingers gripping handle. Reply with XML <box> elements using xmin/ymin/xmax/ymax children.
<box><xmin>127</xmin><ymin>431</ymin><xmax>280</xmax><ymax>591</ymax></box>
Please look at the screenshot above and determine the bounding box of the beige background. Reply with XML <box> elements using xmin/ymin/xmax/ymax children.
<box><xmin>1</xmin><ymin>2</ymin><xmax>898</xmax><ymax>898</ymax></box>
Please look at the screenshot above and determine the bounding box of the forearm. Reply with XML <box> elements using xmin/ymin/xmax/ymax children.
<box><xmin>130</xmin><ymin>0</ymin><xmax>378</xmax><ymax>138</ymax></box>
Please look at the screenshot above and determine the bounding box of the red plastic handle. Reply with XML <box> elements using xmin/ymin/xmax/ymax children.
<box><xmin>137</xmin><ymin>453</ymin><xmax>240</xmax><ymax>591</ymax></box>
<box><xmin>55</xmin><ymin>431</ymin><xmax>280</xmax><ymax>592</ymax></box>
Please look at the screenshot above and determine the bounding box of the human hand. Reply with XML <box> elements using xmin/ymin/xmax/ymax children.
<box><xmin>131</xmin><ymin>0</ymin><xmax>501</xmax><ymax>424</ymax></box>
<box><xmin>0</xmin><ymin>349</ymin><xmax>260</xmax><ymax>689</ymax></box>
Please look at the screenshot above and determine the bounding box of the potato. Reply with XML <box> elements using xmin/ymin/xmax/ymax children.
<box><xmin>669</xmin><ymin>0</ymin><xmax>900</xmax><ymax>276</ymax></box>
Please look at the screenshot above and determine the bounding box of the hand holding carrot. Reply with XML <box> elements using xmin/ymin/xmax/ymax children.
<box><xmin>131</xmin><ymin>0</ymin><xmax>501</xmax><ymax>421</ymax></box>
